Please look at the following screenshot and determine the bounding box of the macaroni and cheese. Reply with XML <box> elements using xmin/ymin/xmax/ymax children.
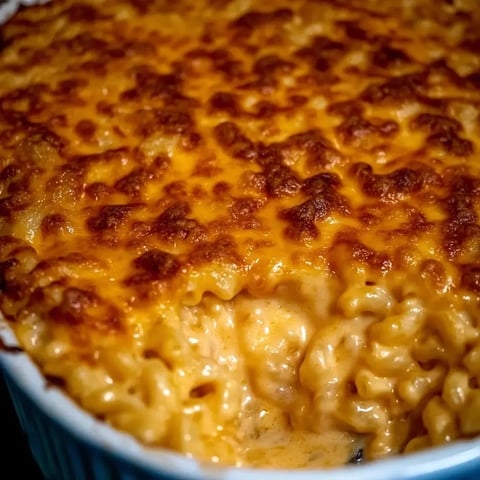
<box><xmin>0</xmin><ymin>0</ymin><xmax>480</xmax><ymax>469</ymax></box>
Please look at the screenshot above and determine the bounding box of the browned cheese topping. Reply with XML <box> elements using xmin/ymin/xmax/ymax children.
<box><xmin>1</xmin><ymin>0</ymin><xmax>480</xmax><ymax>470</ymax></box>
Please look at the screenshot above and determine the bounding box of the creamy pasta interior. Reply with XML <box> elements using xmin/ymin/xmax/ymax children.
<box><xmin>0</xmin><ymin>0</ymin><xmax>480</xmax><ymax>469</ymax></box>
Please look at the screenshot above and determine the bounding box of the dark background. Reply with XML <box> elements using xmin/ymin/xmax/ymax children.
<box><xmin>1</xmin><ymin>374</ymin><xmax>45</xmax><ymax>479</ymax></box>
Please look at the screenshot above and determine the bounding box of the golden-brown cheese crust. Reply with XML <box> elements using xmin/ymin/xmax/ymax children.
<box><xmin>1</xmin><ymin>0</ymin><xmax>480</xmax><ymax>466</ymax></box>
<box><xmin>0</xmin><ymin>0</ymin><xmax>479</xmax><ymax>330</ymax></box>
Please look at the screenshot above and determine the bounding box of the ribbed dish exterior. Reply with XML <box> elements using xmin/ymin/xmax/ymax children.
<box><xmin>1</xmin><ymin>369</ymin><xmax>185</xmax><ymax>480</ymax></box>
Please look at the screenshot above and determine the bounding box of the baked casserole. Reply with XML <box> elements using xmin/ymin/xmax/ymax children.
<box><xmin>0</xmin><ymin>0</ymin><xmax>480</xmax><ymax>470</ymax></box>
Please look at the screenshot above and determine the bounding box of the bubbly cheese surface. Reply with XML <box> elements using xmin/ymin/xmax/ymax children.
<box><xmin>1</xmin><ymin>0</ymin><xmax>480</xmax><ymax>469</ymax></box>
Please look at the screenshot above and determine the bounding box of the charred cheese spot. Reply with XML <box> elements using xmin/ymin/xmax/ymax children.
<box><xmin>336</xmin><ymin>115</ymin><xmax>399</xmax><ymax>149</ymax></box>
<box><xmin>49</xmin><ymin>286</ymin><xmax>124</xmax><ymax>333</ymax></box>
<box><xmin>75</xmin><ymin>119</ymin><xmax>97</xmax><ymax>142</ymax></box>
<box><xmin>371</xmin><ymin>44</ymin><xmax>412</xmax><ymax>69</ymax></box>
<box><xmin>87</xmin><ymin>204</ymin><xmax>138</xmax><ymax>233</ymax></box>
<box><xmin>132</xmin><ymin>249</ymin><xmax>180</xmax><ymax>278</ymax></box>
<box><xmin>214</xmin><ymin>122</ymin><xmax>257</xmax><ymax>161</ymax></box>
<box><xmin>361</xmin><ymin>74</ymin><xmax>427</xmax><ymax>105</ymax></box>
<box><xmin>41</xmin><ymin>213</ymin><xmax>68</xmax><ymax>237</ymax></box>
<box><xmin>351</xmin><ymin>163</ymin><xmax>424</xmax><ymax>201</ymax></box>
